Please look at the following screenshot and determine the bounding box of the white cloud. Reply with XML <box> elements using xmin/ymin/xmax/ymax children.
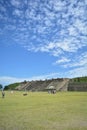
<box><xmin>54</xmin><ymin>57</ymin><xmax>70</xmax><ymax>65</ymax></box>
<box><xmin>63</xmin><ymin>52</ymin><xmax>87</xmax><ymax>68</ymax></box>
<box><xmin>0</xmin><ymin>6</ymin><xmax>6</xmax><ymax>13</ymax></box>
<box><xmin>13</xmin><ymin>9</ymin><xmax>23</xmax><ymax>17</ymax></box>
<box><xmin>4</xmin><ymin>24</ymin><xmax>16</xmax><ymax>31</ymax></box>
<box><xmin>25</xmin><ymin>42</ymin><xmax>63</xmax><ymax>56</ymax></box>
<box><xmin>50</xmin><ymin>0</ymin><xmax>66</xmax><ymax>12</ymax></box>
<box><xmin>24</xmin><ymin>36</ymin><xmax>86</xmax><ymax>58</ymax></box>
<box><xmin>84</xmin><ymin>0</ymin><xmax>87</xmax><ymax>5</ymax></box>
<box><xmin>10</xmin><ymin>0</ymin><xmax>21</xmax><ymax>8</ymax></box>
<box><xmin>68</xmin><ymin>66</ymin><xmax>87</xmax><ymax>78</ymax></box>
<box><xmin>68</xmin><ymin>26</ymin><xmax>78</xmax><ymax>36</ymax></box>
<box><xmin>2</xmin><ymin>2</ymin><xmax>87</xmax><ymax>58</ymax></box>
<box><xmin>0</xmin><ymin>76</ymin><xmax>24</xmax><ymax>87</ymax></box>
<box><xmin>74</xmin><ymin>19</ymin><xmax>87</xmax><ymax>34</ymax></box>
<box><xmin>0</xmin><ymin>0</ymin><xmax>87</xmax><ymax>51</ymax></box>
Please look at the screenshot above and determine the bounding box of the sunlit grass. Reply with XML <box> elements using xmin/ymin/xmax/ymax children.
<box><xmin>0</xmin><ymin>91</ymin><xmax>87</xmax><ymax>130</ymax></box>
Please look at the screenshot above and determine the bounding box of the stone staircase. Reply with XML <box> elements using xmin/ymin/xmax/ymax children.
<box><xmin>16</xmin><ymin>78</ymin><xmax>69</xmax><ymax>91</ymax></box>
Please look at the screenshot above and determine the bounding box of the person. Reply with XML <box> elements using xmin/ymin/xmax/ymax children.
<box><xmin>2</xmin><ymin>91</ymin><xmax>5</xmax><ymax>98</ymax></box>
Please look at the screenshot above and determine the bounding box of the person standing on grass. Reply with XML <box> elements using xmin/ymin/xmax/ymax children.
<box><xmin>2</xmin><ymin>90</ymin><xmax>5</xmax><ymax>98</ymax></box>
<box><xmin>0</xmin><ymin>84</ymin><xmax>5</xmax><ymax>98</ymax></box>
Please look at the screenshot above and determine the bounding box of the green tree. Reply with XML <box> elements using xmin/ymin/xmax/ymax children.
<box><xmin>0</xmin><ymin>84</ymin><xmax>3</xmax><ymax>90</ymax></box>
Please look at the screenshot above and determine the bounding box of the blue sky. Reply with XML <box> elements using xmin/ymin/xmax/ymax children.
<box><xmin>0</xmin><ymin>0</ymin><xmax>87</xmax><ymax>86</ymax></box>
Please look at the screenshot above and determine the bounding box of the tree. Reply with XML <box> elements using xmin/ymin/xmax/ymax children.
<box><xmin>0</xmin><ymin>84</ymin><xmax>3</xmax><ymax>90</ymax></box>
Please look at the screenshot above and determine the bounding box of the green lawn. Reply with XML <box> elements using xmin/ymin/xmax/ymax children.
<box><xmin>0</xmin><ymin>91</ymin><xmax>87</xmax><ymax>130</ymax></box>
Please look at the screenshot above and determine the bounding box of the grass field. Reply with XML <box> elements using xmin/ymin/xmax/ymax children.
<box><xmin>0</xmin><ymin>91</ymin><xmax>87</xmax><ymax>130</ymax></box>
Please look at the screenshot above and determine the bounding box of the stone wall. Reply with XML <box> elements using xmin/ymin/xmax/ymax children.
<box><xmin>68</xmin><ymin>82</ymin><xmax>87</xmax><ymax>91</ymax></box>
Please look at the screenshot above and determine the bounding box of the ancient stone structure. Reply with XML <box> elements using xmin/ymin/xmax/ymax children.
<box><xmin>68</xmin><ymin>82</ymin><xmax>87</xmax><ymax>91</ymax></box>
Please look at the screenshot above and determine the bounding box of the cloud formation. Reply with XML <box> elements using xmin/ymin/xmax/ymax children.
<box><xmin>0</xmin><ymin>0</ymin><xmax>87</xmax><ymax>49</ymax></box>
